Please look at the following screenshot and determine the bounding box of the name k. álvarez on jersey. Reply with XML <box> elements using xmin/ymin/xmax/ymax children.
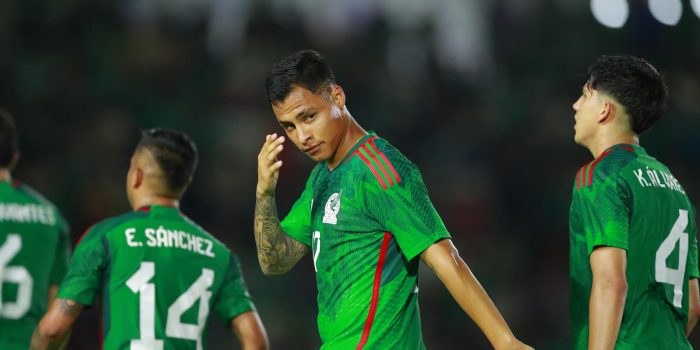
<box><xmin>631</xmin><ymin>167</ymin><xmax>685</xmax><ymax>194</ymax></box>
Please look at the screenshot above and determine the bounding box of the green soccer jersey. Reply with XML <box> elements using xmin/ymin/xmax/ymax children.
<box><xmin>281</xmin><ymin>133</ymin><xmax>451</xmax><ymax>349</ymax></box>
<box><xmin>569</xmin><ymin>144</ymin><xmax>699</xmax><ymax>349</ymax></box>
<box><xmin>0</xmin><ymin>180</ymin><xmax>70</xmax><ymax>350</ymax></box>
<box><xmin>58</xmin><ymin>205</ymin><xmax>255</xmax><ymax>350</ymax></box>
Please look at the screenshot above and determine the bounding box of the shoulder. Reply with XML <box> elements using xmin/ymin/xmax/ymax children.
<box><xmin>14</xmin><ymin>181</ymin><xmax>69</xmax><ymax>228</ymax></box>
<box><xmin>349</xmin><ymin>135</ymin><xmax>417</xmax><ymax>190</ymax></box>
<box><xmin>574</xmin><ymin>145</ymin><xmax>638</xmax><ymax>191</ymax></box>
<box><xmin>78</xmin><ymin>210</ymin><xmax>150</xmax><ymax>245</ymax></box>
<box><xmin>181</xmin><ymin>215</ymin><xmax>230</xmax><ymax>250</ymax></box>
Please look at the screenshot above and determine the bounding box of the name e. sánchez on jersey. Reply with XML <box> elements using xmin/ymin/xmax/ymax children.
<box><xmin>0</xmin><ymin>203</ymin><xmax>56</xmax><ymax>225</ymax></box>
<box><xmin>632</xmin><ymin>167</ymin><xmax>685</xmax><ymax>194</ymax></box>
<box><xmin>124</xmin><ymin>226</ymin><xmax>215</xmax><ymax>258</ymax></box>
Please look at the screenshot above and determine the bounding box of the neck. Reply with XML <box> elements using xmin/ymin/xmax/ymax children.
<box><xmin>327</xmin><ymin>113</ymin><xmax>367</xmax><ymax>170</ymax></box>
<box><xmin>131</xmin><ymin>195</ymin><xmax>180</xmax><ymax>211</ymax></box>
<box><xmin>0</xmin><ymin>169</ymin><xmax>11</xmax><ymax>183</ymax></box>
<box><xmin>588</xmin><ymin>130</ymin><xmax>639</xmax><ymax>158</ymax></box>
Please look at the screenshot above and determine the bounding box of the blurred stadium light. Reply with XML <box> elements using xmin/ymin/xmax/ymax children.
<box><xmin>692</xmin><ymin>0</ymin><xmax>700</xmax><ymax>17</ymax></box>
<box><xmin>591</xmin><ymin>0</ymin><xmax>629</xmax><ymax>28</ymax></box>
<box><xmin>649</xmin><ymin>0</ymin><xmax>683</xmax><ymax>26</ymax></box>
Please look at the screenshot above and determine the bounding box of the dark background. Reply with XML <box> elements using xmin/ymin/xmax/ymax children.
<box><xmin>1</xmin><ymin>0</ymin><xmax>699</xmax><ymax>349</ymax></box>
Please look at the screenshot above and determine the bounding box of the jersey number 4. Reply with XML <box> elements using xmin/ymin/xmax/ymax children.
<box><xmin>127</xmin><ymin>261</ymin><xmax>214</xmax><ymax>350</ymax></box>
<box><xmin>655</xmin><ymin>209</ymin><xmax>690</xmax><ymax>308</ymax></box>
<box><xmin>0</xmin><ymin>234</ymin><xmax>32</xmax><ymax>319</ymax></box>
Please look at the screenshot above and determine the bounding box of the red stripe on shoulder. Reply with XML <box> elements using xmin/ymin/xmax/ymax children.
<box><xmin>11</xmin><ymin>180</ymin><xmax>22</xmax><ymax>188</ymax></box>
<box><xmin>357</xmin><ymin>232</ymin><xmax>392</xmax><ymax>349</ymax></box>
<box><xmin>75</xmin><ymin>224</ymin><xmax>95</xmax><ymax>246</ymax></box>
<box><xmin>361</xmin><ymin>144</ymin><xmax>394</xmax><ymax>186</ymax></box>
<box><xmin>620</xmin><ymin>145</ymin><xmax>634</xmax><ymax>152</ymax></box>
<box><xmin>356</xmin><ymin>150</ymin><xmax>388</xmax><ymax>190</ymax></box>
<box><xmin>576</xmin><ymin>167</ymin><xmax>583</xmax><ymax>190</ymax></box>
<box><xmin>587</xmin><ymin>149</ymin><xmax>614</xmax><ymax>186</ymax></box>
<box><xmin>368</xmin><ymin>137</ymin><xmax>401</xmax><ymax>183</ymax></box>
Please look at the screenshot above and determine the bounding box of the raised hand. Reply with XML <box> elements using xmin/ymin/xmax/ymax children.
<box><xmin>256</xmin><ymin>133</ymin><xmax>285</xmax><ymax>198</ymax></box>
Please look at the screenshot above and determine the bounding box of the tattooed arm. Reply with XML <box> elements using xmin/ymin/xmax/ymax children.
<box><xmin>30</xmin><ymin>298</ymin><xmax>83</xmax><ymax>350</ymax></box>
<box><xmin>254</xmin><ymin>194</ymin><xmax>309</xmax><ymax>275</ymax></box>
<box><xmin>255</xmin><ymin>134</ymin><xmax>309</xmax><ymax>275</ymax></box>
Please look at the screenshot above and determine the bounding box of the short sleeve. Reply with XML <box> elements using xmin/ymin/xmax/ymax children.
<box><xmin>689</xmin><ymin>207</ymin><xmax>699</xmax><ymax>279</ymax></box>
<box><xmin>280</xmin><ymin>175</ymin><xmax>314</xmax><ymax>247</ymax></box>
<box><xmin>57</xmin><ymin>226</ymin><xmax>108</xmax><ymax>306</ymax></box>
<box><xmin>576</xmin><ymin>175</ymin><xmax>630</xmax><ymax>255</ymax></box>
<box><xmin>364</xmin><ymin>157</ymin><xmax>450</xmax><ymax>261</ymax></box>
<box><xmin>49</xmin><ymin>214</ymin><xmax>71</xmax><ymax>285</ymax></box>
<box><xmin>214</xmin><ymin>253</ymin><xmax>256</xmax><ymax>324</ymax></box>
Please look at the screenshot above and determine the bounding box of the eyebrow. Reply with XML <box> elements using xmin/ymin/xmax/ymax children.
<box><xmin>582</xmin><ymin>83</ymin><xmax>592</xmax><ymax>94</ymax></box>
<box><xmin>295</xmin><ymin>109</ymin><xmax>314</xmax><ymax>120</ymax></box>
<box><xmin>278</xmin><ymin>109</ymin><xmax>314</xmax><ymax>127</ymax></box>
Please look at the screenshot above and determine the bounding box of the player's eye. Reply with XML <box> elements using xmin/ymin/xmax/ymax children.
<box><xmin>283</xmin><ymin>124</ymin><xmax>295</xmax><ymax>131</ymax></box>
<box><xmin>305</xmin><ymin>114</ymin><xmax>316</xmax><ymax>122</ymax></box>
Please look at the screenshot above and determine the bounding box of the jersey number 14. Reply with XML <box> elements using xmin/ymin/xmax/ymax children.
<box><xmin>127</xmin><ymin>261</ymin><xmax>214</xmax><ymax>350</ymax></box>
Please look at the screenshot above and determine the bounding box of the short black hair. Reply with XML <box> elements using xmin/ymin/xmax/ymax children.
<box><xmin>587</xmin><ymin>55</ymin><xmax>668</xmax><ymax>134</ymax></box>
<box><xmin>136</xmin><ymin>128</ymin><xmax>198</xmax><ymax>196</ymax></box>
<box><xmin>265</xmin><ymin>49</ymin><xmax>336</xmax><ymax>104</ymax></box>
<box><xmin>0</xmin><ymin>109</ymin><xmax>18</xmax><ymax>168</ymax></box>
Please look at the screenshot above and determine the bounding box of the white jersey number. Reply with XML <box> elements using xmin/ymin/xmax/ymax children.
<box><xmin>127</xmin><ymin>262</ymin><xmax>214</xmax><ymax>350</ymax></box>
<box><xmin>0</xmin><ymin>234</ymin><xmax>33</xmax><ymax>319</ymax></box>
<box><xmin>655</xmin><ymin>209</ymin><xmax>689</xmax><ymax>308</ymax></box>
<box><xmin>312</xmin><ymin>231</ymin><xmax>321</xmax><ymax>272</ymax></box>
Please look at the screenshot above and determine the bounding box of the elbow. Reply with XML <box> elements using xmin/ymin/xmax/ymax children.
<box><xmin>248</xmin><ymin>338</ymin><xmax>270</xmax><ymax>350</ymax></box>
<box><xmin>595</xmin><ymin>277</ymin><xmax>627</xmax><ymax>299</ymax></box>
<box><xmin>38</xmin><ymin>319</ymin><xmax>68</xmax><ymax>342</ymax></box>
<box><xmin>689</xmin><ymin>302</ymin><xmax>700</xmax><ymax>320</ymax></box>
<box><xmin>241</xmin><ymin>333</ymin><xmax>269</xmax><ymax>350</ymax></box>
<box><xmin>259</xmin><ymin>265</ymin><xmax>283</xmax><ymax>276</ymax></box>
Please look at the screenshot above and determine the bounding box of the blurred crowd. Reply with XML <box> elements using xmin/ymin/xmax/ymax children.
<box><xmin>0</xmin><ymin>0</ymin><xmax>698</xmax><ymax>349</ymax></box>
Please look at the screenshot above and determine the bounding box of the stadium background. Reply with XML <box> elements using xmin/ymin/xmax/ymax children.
<box><xmin>1</xmin><ymin>0</ymin><xmax>699</xmax><ymax>349</ymax></box>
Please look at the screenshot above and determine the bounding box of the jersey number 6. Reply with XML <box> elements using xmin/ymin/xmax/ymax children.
<box><xmin>0</xmin><ymin>234</ymin><xmax>33</xmax><ymax>320</ymax></box>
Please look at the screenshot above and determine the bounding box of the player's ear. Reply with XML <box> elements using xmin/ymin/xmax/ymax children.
<box><xmin>598</xmin><ymin>99</ymin><xmax>616</xmax><ymax>124</ymax></box>
<box><xmin>133</xmin><ymin>168</ymin><xmax>144</xmax><ymax>189</ymax></box>
<box><xmin>330</xmin><ymin>84</ymin><xmax>346</xmax><ymax>109</ymax></box>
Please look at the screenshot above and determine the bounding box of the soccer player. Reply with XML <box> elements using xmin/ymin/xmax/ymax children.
<box><xmin>569</xmin><ymin>55</ymin><xmax>700</xmax><ymax>349</ymax></box>
<box><xmin>0</xmin><ymin>109</ymin><xmax>70</xmax><ymax>350</ymax></box>
<box><xmin>254</xmin><ymin>50</ymin><xmax>532</xmax><ymax>349</ymax></box>
<box><xmin>31</xmin><ymin>129</ymin><xmax>268</xmax><ymax>350</ymax></box>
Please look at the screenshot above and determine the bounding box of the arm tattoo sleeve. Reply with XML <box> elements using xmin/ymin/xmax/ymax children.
<box><xmin>254</xmin><ymin>195</ymin><xmax>308</xmax><ymax>275</ymax></box>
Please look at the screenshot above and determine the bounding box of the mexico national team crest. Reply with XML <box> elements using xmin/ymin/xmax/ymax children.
<box><xmin>323</xmin><ymin>191</ymin><xmax>341</xmax><ymax>225</ymax></box>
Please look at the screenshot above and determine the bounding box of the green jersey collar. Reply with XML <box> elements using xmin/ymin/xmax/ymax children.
<box><xmin>602</xmin><ymin>143</ymin><xmax>647</xmax><ymax>157</ymax></box>
<box><xmin>329</xmin><ymin>131</ymin><xmax>377</xmax><ymax>170</ymax></box>
<box><xmin>136</xmin><ymin>205</ymin><xmax>182</xmax><ymax>216</ymax></box>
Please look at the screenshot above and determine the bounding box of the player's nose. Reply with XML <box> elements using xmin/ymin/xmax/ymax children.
<box><xmin>296</xmin><ymin>125</ymin><xmax>312</xmax><ymax>145</ymax></box>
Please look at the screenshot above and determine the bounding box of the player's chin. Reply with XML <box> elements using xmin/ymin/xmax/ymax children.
<box><xmin>307</xmin><ymin>153</ymin><xmax>327</xmax><ymax>162</ymax></box>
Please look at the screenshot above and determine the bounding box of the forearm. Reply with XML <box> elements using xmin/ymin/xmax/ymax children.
<box><xmin>30</xmin><ymin>299</ymin><xmax>82</xmax><ymax>350</ymax></box>
<box><xmin>434</xmin><ymin>256</ymin><xmax>517</xmax><ymax>348</ymax></box>
<box><xmin>422</xmin><ymin>241</ymin><xmax>520</xmax><ymax>349</ymax></box>
<box><xmin>686</xmin><ymin>278</ymin><xmax>700</xmax><ymax>336</ymax></box>
<box><xmin>231</xmin><ymin>311</ymin><xmax>269</xmax><ymax>350</ymax></box>
<box><xmin>29</xmin><ymin>327</ymin><xmax>69</xmax><ymax>350</ymax></box>
<box><xmin>687</xmin><ymin>312</ymin><xmax>699</xmax><ymax>337</ymax></box>
<box><xmin>254</xmin><ymin>194</ymin><xmax>308</xmax><ymax>275</ymax></box>
<box><xmin>588</xmin><ymin>280</ymin><xmax>626</xmax><ymax>349</ymax></box>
